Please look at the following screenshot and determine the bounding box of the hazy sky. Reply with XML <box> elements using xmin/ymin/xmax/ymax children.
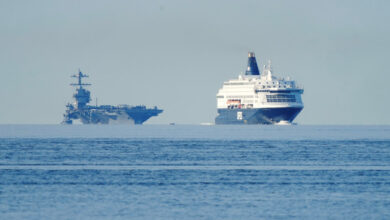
<box><xmin>1</xmin><ymin>0</ymin><xmax>389</xmax><ymax>124</ymax></box>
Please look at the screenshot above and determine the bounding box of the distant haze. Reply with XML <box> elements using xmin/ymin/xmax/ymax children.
<box><xmin>1</xmin><ymin>0</ymin><xmax>389</xmax><ymax>125</ymax></box>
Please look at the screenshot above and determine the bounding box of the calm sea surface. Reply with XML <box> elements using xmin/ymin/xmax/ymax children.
<box><xmin>1</xmin><ymin>125</ymin><xmax>390</xmax><ymax>219</ymax></box>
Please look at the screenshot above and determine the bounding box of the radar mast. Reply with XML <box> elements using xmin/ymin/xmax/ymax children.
<box><xmin>70</xmin><ymin>69</ymin><xmax>91</xmax><ymax>109</ymax></box>
<box><xmin>70</xmin><ymin>69</ymin><xmax>91</xmax><ymax>88</ymax></box>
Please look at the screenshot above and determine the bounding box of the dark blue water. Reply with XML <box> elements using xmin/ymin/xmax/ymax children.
<box><xmin>1</xmin><ymin>125</ymin><xmax>390</xmax><ymax>219</ymax></box>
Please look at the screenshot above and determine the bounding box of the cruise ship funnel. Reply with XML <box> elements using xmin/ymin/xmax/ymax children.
<box><xmin>245</xmin><ymin>52</ymin><xmax>260</xmax><ymax>75</ymax></box>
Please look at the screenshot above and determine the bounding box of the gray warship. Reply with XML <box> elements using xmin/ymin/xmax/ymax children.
<box><xmin>62</xmin><ymin>70</ymin><xmax>163</xmax><ymax>124</ymax></box>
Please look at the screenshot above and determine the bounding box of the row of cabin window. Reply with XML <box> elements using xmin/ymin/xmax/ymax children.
<box><xmin>261</xmin><ymin>85</ymin><xmax>290</xmax><ymax>89</ymax></box>
<box><xmin>267</xmin><ymin>98</ymin><xmax>296</xmax><ymax>103</ymax></box>
<box><xmin>266</xmin><ymin>95</ymin><xmax>295</xmax><ymax>99</ymax></box>
<box><xmin>227</xmin><ymin>104</ymin><xmax>254</xmax><ymax>109</ymax></box>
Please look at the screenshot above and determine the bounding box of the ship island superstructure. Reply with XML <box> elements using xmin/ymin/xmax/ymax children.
<box><xmin>63</xmin><ymin>70</ymin><xmax>163</xmax><ymax>124</ymax></box>
<box><xmin>215</xmin><ymin>52</ymin><xmax>304</xmax><ymax>124</ymax></box>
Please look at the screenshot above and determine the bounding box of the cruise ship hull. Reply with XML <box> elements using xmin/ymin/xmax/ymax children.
<box><xmin>215</xmin><ymin>107</ymin><xmax>303</xmax><ymax>125</ymax></box>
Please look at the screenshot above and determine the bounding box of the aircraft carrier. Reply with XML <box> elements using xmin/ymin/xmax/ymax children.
<box><xmin>62</xmin><ymin>70</ymin><xmax>163</xmax><ymax>125</ymax></box>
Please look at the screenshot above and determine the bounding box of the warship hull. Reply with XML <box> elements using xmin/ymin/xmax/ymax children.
<box><xmin>63</xmin><ymin>106</ymin><xmax>163</xmax><ymax>125</ymax></box>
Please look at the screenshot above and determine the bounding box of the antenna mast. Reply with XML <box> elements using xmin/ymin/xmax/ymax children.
<box><xmin>70</xmin><ymin>70</ymin><xmax>91</xmax><ymax>88</ymax></box>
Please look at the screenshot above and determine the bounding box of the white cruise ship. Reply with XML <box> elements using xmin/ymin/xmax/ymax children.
<box><xmin>215</xmin><ymin>52</ymin><xmax>304</xmax><ymax>124</ymax></box>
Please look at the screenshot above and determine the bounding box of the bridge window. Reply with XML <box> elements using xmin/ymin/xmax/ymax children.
<box><xmin>266</xmin><ymin>94</ymin><xmax>296</xmax><ymax>103</ymax></box>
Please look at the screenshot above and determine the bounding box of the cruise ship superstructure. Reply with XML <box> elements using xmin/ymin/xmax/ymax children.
<box><xmin>62</xmin><ymin>70</ymin><xmax>163</xmax><ymax>125</ymax></box>
<box><xmin>215</xmin><ymin>52</ymin><xmax>304</xmax><ymax>124</ymax></box>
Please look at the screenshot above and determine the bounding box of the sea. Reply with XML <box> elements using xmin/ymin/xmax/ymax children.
<box><xmin>1</xmin><ymin>125</ymin><xmax>390</xmax><ymax>219</ymax></box>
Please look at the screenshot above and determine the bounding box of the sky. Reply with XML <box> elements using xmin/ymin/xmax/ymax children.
<box><xmin>0</xmin><ymin>0</ymin><xmax>389</xmax><ymax>125</ymax></box>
